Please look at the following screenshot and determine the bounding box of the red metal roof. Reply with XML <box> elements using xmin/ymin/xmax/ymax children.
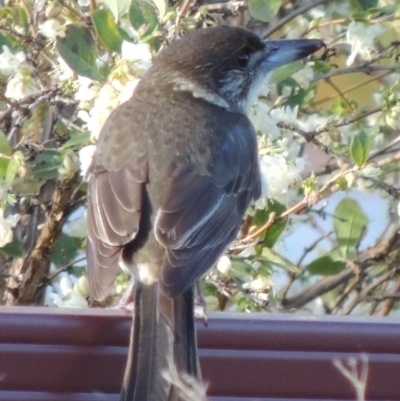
<box><xmin>0</xmin><ymin>307</ymin><xmax>399</xmax><ymax>400</ymax></box>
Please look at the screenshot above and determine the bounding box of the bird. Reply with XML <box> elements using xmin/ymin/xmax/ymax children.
<box><xmin>86</xmin><ymin>25</ymin><xmax>324</xmax><ymax>401</ymax></box>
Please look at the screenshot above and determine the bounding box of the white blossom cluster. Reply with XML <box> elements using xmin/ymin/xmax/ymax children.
<box><xmin>345</xmin><ymin>21</ymin><xmax>383</xmax><ymax>67</ymax></box>
<box><xmin>249</xmin><ymin>102</ymin><xmax>310</xmax><ymax>206</ymax></box>
<box><xmin>1</xmin><ymin>1</ymin><xmax>397</xmax><ymax>315</ymax></box>
<box><xmin>45</xmin><ymin>271</ymin><xmax>90</xmax><ymax>308</ymax></box>
<box><xmin>78</xmin><ymin>41</ymin><xmax>152</xmax><ymax>175</ymax></box>
<box><xmin>0</xmin><ymin>208</ymin><xmax>20</xmax><ymax>248</ymax></box>
<box><xmin>0</xmin><ymin>46</ymin><xmax>38</xmax><ymax>101</ymax></box>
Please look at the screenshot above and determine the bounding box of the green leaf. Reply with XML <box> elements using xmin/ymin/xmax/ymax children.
<box><xmin>0</xmin><ymin>32</ymin><xmax>20</xmax><ymax>52</ymax></box>
<box><xmin>30</xmin><ymin>150</ymin><xmax>63</xmax><ymax>180</ymax></box>
<box><xmin>60</xmin><ymin>131</ymin><xmax>91</xmax><ymax>151</ymax></box>
<box><xmin>91</xmin><ymin>9</ymin><xmax>125</xmax><ymax>52</ymax></box>
<box><xmin>350</xmin><ymin>130</ymin><xmax>371</xmax><ymax>167</ymax></box>
<box><xmin>276</xmin><ymin>77</ymin><xmax>299</xmax><ymax>94</ymax></box>
<box><xmin>261</xmin><ymin>247</ymin><xmax>300</xmax><ymax>274</ymax></box>
<box><xmin>56</xmin><ymin>24</ymin><xmax>105</xmax><ymax>81</ymax></box>
<box><xmin>252</xmin><ymin>256</ymin><xmax>273</xmax><ymax>275</ymax></box>
<box><xmin>0</xmin><ymin>236</ymin><xmax>23</xmax><ymax>257</ymax></box>
<box><xmin>333</xmin><ymin>198</ymin><xmax>368</xmax><ymax>260</ymax></box>
<box><xmin>51</xmin><ymin>233</ymin><xmax>82</xmax><ymax>267</ymax></box>
<box><xmin>249</xmin><ymin>0</ymin><xmax>282</xmax><ymax>22</ymax></box>
<box><xmin>254</xmin><ymin>199</ymin><xmax>287</xmax><ymax>248</ymax></box>
<box><xmin>307</xmin><ymin>255</ymin><xmax>346</xmax><ymax>276</ymax></box>
<box><xmin>102</xmin><ymin>0</ymin><xmax>131</xmax><ymax>20</ymax></box>
<box><xmin>230</xmin><ymin>258</ymin><xmax>255</xmax><ymax>276</ymax></box>
<box><xmin>276</xmin><ymin>76</ymin><xmax>310</xmax><ymax>108</ymax></box>
<box><xmin>0</xmin><ymin>158</ymin><xmax>9</xmax><ymax>178</ymax></box>
<box><xmin>129</xmin><ymin>0</ymin><xmax>146</xmax><ymax>29</ymax></box>
<box><xmin>0</xmin><ymin>130</ymin><xmax>12</xmax><ymax>156</ymax></box>
<box><xmin>5</xmin><ymin>151</ymin><xmax>23</xmax><ymax>186</ymax></box>
<box><xmin>313</xmin><ymin>60</ymin><xmax>332</xmax><ymax>74</ymax></box>
<box><xmin>129</xmin><ymin>0</ymin><xmax>159</xmax><ymax>37</ymax></box>
<box><xmin>17</xmin><ymin>6</ymin><xmax>29</xmax><ymax>34</ymax></box>
<box><xmin>72</xmin><ymin>265</ymin><xmax>86</xmax><ymax>277</ymax></box>
<box><xmin>11</xmin><ymin>177</ymin><xmax>41</xmax><ymax>196</ymax></box>
<box><xmin>5</xmin><ymin>159</ymin><xmax>19</xmax><ymax>186</ymax></box>
<box><xmin>271</xmin><ymin>61</ymin><xmax>304</xmax><ymax>84</ymax></box>
<box><xmin>356</xmin><ymin>0</ymin><xmax>378</xmax><ymax>10</ymax></box>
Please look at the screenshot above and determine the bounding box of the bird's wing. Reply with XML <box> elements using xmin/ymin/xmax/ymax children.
<box><xmin>86</xmin><ymin>102</ymin><xmax>148</xmax><ymax>300</ymax></box>
<box><xmin>155</xmin><ymin>119</ymin><xmax>261</xmax><ymax>297</ymax></box>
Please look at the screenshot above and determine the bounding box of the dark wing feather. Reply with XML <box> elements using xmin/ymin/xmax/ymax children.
<box><xmin>155</xmin><ymin>120</ymin><xmax>261</xmax><ymax>297</ymax></box>
<box><xmin>87</xmin><ymin>102</ymin><xmax>148</xmax><ymax>301</ymax></box>
<box><xmin>87</xmin><ymin>166</ymin><xmax>144</xmax><ymax>300</ymax></box>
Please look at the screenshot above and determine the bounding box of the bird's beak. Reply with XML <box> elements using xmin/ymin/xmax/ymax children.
<box><xmin>262</xmin><ymin>39</ymin><xmax>325</xmax><ymax>70</ymax></box>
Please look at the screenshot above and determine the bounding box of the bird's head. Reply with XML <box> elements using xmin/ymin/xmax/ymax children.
<box><xmin>146</xmin><ymin>25</ymin><xmax>324</xmax><ymax>113</ymax></box>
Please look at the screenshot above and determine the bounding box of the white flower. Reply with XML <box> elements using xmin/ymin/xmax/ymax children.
<box><xmin>269</xmin><ymin>105</ymin><xmax>299</xmax><ymax>124</ymax></box>
<box><xmin>242</xmin><ymin>277</ymin><xmax>270</xmax><ymax>292</ymax></box>
<box><xmin>249</xmin><ymin>102</ymin><xmax>280</xmax><ymax>140</ymax></box>
<box><xmin>216</xmin><ymin>255</ymin><xmax>231</xmax><ymax>275</ymax></box>
<box><xmin>79</xmin><ymin>145</ymin><xmax>96</xmax><ymax>177</ymax></box>
<box><xmin>84</xmin><ymin>83</ymin><xmax>123</xmax><ymax>138</ymax></box>
<box><xmin>47</xmin><ymin>273</ymin><xmax>89</xmax><ymax>308</ymax></box>
<box><xmin>121</xmin><ymin>41</ymin><xmax>152</xmax><ymax>63</ymax></box>
<box><xmin>77</xmin><ymin>110</ymin><xmax>90</xmax><ymax>123</ymax></box>
<box><xmin>276</xmin><ymin>136</ymin><xmax>301</xmax><ymax>159</ymax></box>
<box><xmin>293</xmin><ymin>66</ymin><xmax>314</xmax><ymax>89</ymax></box>
<box><xmin>0</xmin><ymin>46</ymin><xmax>26</xmax><ymax>76</ymax></box>
<box><xmin>386</xmin><ymin>103</ymin><xmax>400</xmax><ymax>129</ymax></box>
<box><xmin>121</xmin><ymin>41</ymin><xmax>152</xmax><ymax>74</ymax></box>
<box><xmin>75</xmin><ymin>275</ymin><xmax>91</xmax><ymax>298</ymax></box>
<box><xmin>96</xmin><ymin>53</ymin><xmax>109</xmax><ymax>69</ymax></box>
<box><xmin>0</xmin><ymin>209</ymin><xmax>20</xmax><ymax>247</ymax></box>
<box><xmin>60</xmin><ymin>276</ymin><xmax>73</xmax><ymax>297</ymax></box>
<box><xmin>74</xmin><ymin>76</ymin><xmax>100</xmax><ymax>108</ymax></box>
<box><xmin>346</xmin><ymin>21</ymin><xmax>383</xmax><ymax>66</ymax></box>
<box><xmin>298</xmin><ymin>113</ymin><xmax>328</xmax><ymax>132</ymax></box>
<box><xmin>257</xmin><ymin>155</ymin><xmax>304</xmax><ymax>206</ymax></box>
<box><xmin>55</xmin><ymin>56</ymin><xmax>75</xmax><ymax>81</ymax></box>
<box><xmin>119</xmin><ymin>79</ymin><xmax>139</xmax><ymax>103</ymax></box>
<box><xmin>5</xmin><ymin>72</ymin><xmax>38</xmax><ymax>100</ymax></box>
<box><xmin>38</xmin><ymin>19</ymin><xmax>66</xmax><ymax>39</ymax></box>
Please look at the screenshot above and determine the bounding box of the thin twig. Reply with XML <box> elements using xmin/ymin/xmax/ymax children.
<box><xmin>46</xmin><ymin>256</ymin><xmax>86</xmax><ymax>282</ymax></box>
<box><xmin>313</xmin><ymin>64</ymin><xmax>400</xmax><ymax>82</ymax></box>
<box><xmin>261</xmin><ymin>0</ymin><xmax>331</xmax><ymax>38</ymax></box>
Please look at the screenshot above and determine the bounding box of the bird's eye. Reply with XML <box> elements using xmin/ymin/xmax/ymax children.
<box><xmin>237</xmin><ymin>51</ymin><xmax>250</xmax><ymax>68</ymax></box>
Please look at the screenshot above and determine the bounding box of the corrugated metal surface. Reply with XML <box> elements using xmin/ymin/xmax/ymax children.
<box><xmin>0</xmin><ymin>307</ymin><xmax>399</xmax><ymax>400</ymax></box>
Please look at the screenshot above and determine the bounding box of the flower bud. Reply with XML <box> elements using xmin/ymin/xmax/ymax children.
<box><xmin>328</xmin><ymin>127</ymin><xmax>342</xmax><ymax>143</ymax></box>
<box><xmin>45</xmin><ymin>1</ymin><xmax>63</xmax><ymax>18</ymax></box>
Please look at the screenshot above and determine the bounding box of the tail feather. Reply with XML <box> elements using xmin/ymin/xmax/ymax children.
<box><xmin>172</xmin><ymin>289</ymin><xmax>200</xmax><ymax>377</ymax></box>
<box><xmin>120</xmin><ymin>283</ymin><xmax>200</xmax><ymax>401</ymax></box>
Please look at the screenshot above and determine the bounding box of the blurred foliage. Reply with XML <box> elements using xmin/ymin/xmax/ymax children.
<box><xmin>0</xmin><ymin>0</ymin><xmax>400</xmax><ymax>315</ymax></box>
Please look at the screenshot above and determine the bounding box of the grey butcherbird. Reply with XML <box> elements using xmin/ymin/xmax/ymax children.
<box><xmin>86</xmin><ymin>25</ymin><xmax>324</xmax><ymax>401</ymax></box>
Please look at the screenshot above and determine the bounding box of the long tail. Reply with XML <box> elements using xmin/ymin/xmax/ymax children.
<box><xmin>120</xmin><ymin>283</ymin><xmax>201</xmax><ymax>401</ymax></box>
